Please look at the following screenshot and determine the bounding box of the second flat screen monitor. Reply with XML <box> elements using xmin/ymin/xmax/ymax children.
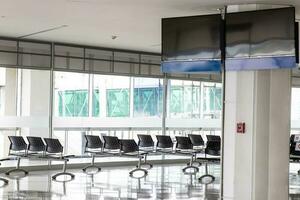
<box><xmin>226</xmin><ymin>7</ymin><xmax>296</xmax><ymax>70</ymax></box>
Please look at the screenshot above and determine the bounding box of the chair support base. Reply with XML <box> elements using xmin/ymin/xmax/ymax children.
<box><xmin>0</xmin><ymin>178</ymin><xmax>8</xmax><ymax>186</ymax></box>
<box><xmin>198</xmin><ymin>174</ymin><xmax>215</xmax><ymax>185</ymax></box>
<box><xmin>182</xmin><ymin>165</ymin><xmax>199</xmax><ymax>174</ymax></box>
<box><xmin>52</xmin><ymin>172</ymin><xmax>75</xmax><ymax>182</ymax></box>
<box><xmin>5</xmin><ymin>168</ymin><xmax>28</xmax><ymax>176</ymax></box>
<box><xmin>129</xmin><ymin>168</ymin><xmax>148</xmax><ymax>178</ymax></box>
<box><xmin>82</xmin><ymin>165</ymin><xmax>101</xmax><ymax>174</ymax></box>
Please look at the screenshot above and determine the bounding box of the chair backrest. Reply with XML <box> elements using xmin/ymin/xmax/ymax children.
<box><xmin>120</xmin><ymin>139</ymin><xmax>139</xmax><ymax>153</ymax></box>
<box><xmin>8</xmin><ymin>136</ymin><xmax>27</xmax><ymax>151</ymax></box>
<box><xmin>84</xmin><ymin>135</ymin><xmax>103</xmax><ymax>149</ymax></box>
<box><xmin>43</xmin><ymin>138</ymin><xmax>63</xmax><ymax>154</ymax></box>
<box><xmin>205</xmin><ymin>135</ymin><xmax>221</xmax><ymax>156</ymax></box>
<box><xmin>188</xmin><ymin>134</ymin><xmax>204</xmax><ymax>147</ymax></box>
<box><xmin>27</xmin><ymin>136</ymin><xmax>45</xmax><ymax>152</ymax></box>
<box><xmin>206</xmin><ymin>135</ymin><xmax>221</xmax><ymax>142</ymax></box>
<box><xmin>175</xmin><ymin>136</ymin><xmax>193</xmax><ymax>150</ymax></box>
<box><xmin>103</xmin><ymin>136</ymin><xmax>120</xmax><ymax>150</ymax></box>
<box><xmin>156</xmin><ymin>135</ymin><xmax>173</xmax><ymax>149</ymax></box>
<box><xmin>290</xmin><ymin>134</ymin><xmax>300</xmax><ymax>156</ymax></box>
<box><xmin>137</xmin><ymin>134</ymin><xmax>154</xmax><ymax>148</ymax></box>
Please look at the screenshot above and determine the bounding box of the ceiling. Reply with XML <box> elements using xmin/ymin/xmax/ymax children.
<box><xmin>0</xmin><ymin>0</ymin><xmax>300</xmax><ymax>53</ymax></box>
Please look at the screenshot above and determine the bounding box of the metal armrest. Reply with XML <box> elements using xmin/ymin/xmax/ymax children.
<box><xmin>62</xmin><ymin>155</ymin><xmax>75</xmax><ymax>159</ymax></box>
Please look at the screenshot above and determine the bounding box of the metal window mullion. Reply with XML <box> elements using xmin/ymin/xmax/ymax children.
<box><xmin>162</xmin><ymin>75</ymin><xmax>168</xmax><ymax>135</ymax></box>
<box><xmin>49</xmin><ymin>43</ymin><xmax>54</xmax><ymax>138</ymax></box>
<box><xmin>16</xmin><ymin>41</ymin><xmax>20</xmax><ymax>66</ymax></box>
<box><xmin>130</xmin><ymin>77</ymin><xmax>134</xmax><ymax>117</ymax></box>
<box><xmin>88</xmin><ymin>73</ymin><xmax>93</xmax><ymax>117</ymax></box>
<box><xmin>111</xmin><ymin>51</ymin><xmax>115</xmax><ymax>73</ymax></box>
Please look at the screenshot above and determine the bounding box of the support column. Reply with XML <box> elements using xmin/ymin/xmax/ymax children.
<box><xmin>223</xmin><ymin>69</ymin><xmax>291</xmax><ymax>200</ymax></box>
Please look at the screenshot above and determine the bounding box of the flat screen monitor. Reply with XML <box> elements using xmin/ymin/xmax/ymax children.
<box><xmin>161</xmin><ymin>14</ymin><xmax>222</xmax><ymax>73</ymax></box>
<box><xmin>226</xmin><ymin>7</ymin><xmax>296</xmax><ymax>70</ymax></box>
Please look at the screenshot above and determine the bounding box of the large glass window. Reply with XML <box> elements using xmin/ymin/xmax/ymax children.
<box><xmin>202</xmin><ymin>82</ymin><xmax>222</xmax><ymax>119</ymax></box>
<box><xmin>54</xmin><ymin>72</ymin><xmax>89</xmax><ymax>117</ymax></box>
<box><xmin>168</xmin><ymin>80</ymin><xmax>201</xmax><ymax>118</ymax></box>
<box><xmin>133</xmin><ymin>77</ymin><xmax>163</xmax><ymax>117</ymax></box>
<box><xmin>93</xmin><ymin>75</ymin><xmax>130</xmax><ymax>117</ymax></box>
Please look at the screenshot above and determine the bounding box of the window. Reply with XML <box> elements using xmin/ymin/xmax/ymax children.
<box><xmin>133</xmin><ymin>77</ymin><xmax>163</xmax><ymax>117</ymax></box>
<box><xmin>54</xmin><ymin>72</ymin><xmax>89</xmax><ymax>117</ymax></box>
<box><xmin>202</xmin><ymin>82</ymin><xmax>222</xmax><ymax>119</ymax></box>
<box><xmin>168</xmin><ymin>80</ymin><xmax>201</xmax><ymax>118</ymax></box>
<box><xmin>93</xmin><ymin>75</ymin><xmax>130</xmax><ymax>117</ymax></box>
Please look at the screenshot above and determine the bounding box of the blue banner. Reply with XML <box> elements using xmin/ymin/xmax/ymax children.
<box><xmin>161</xmin><ymin>60</ymin><xmax>221</xmax><ymax>73</ymax></box>
<box><xmin>225</xmin><ymin>56</ymin><xmax>296</xmax><ymax>71</ymax></box>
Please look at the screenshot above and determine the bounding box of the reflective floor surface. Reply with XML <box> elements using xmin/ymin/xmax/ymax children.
<box><xmin>1</xmin><ymin>163</ymin><xmax>300</xmax><ymax>199</ymax></box>
<box><xmin>0</xmin><ymin>164</ymin><xmax>220</xmax><ymax>200</ymax></box>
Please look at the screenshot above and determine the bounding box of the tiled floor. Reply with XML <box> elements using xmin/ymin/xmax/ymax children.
<box><xmin>0</xmin><ymin>163</ymin><xmax>220</xmax><ymax>200</ymax></box>
<box><xmin>1</xmin><ymin>163</ymin><xmax>300</xmax><ymax>199</ymax></box>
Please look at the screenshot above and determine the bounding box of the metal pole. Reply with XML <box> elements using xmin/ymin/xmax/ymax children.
<box><xmin>162</xmin><ymin>75</ymin><xmax>168</xmax><ymax>135</ymax></box>
<box><xmin>220</xmin><ymin>6</ymin><xmax>227</xmax><ymax>199</ymax></box>
<box><xmin>49</xmin><ymin>42</ymin><xmax>54</xmax><ymax>138</ymax></box>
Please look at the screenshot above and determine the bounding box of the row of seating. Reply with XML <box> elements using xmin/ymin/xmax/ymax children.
<box><xmin>84</xmin><ymin>134</ymin><xmax>221</xmax><ymax>184</ymax></box>
<box><xmin>2</xmin><ymin>136</ymin><xmax>75</xmax><ymax>183</ymax></box>
<box><xmin>0</xmin><ymin>134</ymin><xmax>221</xmax><ymax>186</ymax></box>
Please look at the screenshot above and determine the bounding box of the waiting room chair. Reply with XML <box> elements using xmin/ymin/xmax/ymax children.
<box><xmin>198</xmin><ymin>135</ymin><xmax>221</xmax><ymax>185</ymax></box>
<box><xmin>120</xmin><ymin>139</ymin><xmax>148</xmax><ymax>178</ymax></box>
<box><xmin>82</xmin><ymin>135</ymin><xmax>103</xmax><ymax>173</ymax></box>
<box><xmin>136</xmin><ymin>134</ymin><xmax>154</xmax><ymax>168</ymax></box>
<box><xmin>175</xmin><ymin>136</ymin><xmax>200</xmax><ymax>173</ymax></box>
<box><xmin>156</xmin><ymin>135</ymin><xmax>174</xmax><ymax>152</ymax></box>
<box><xmin>43</xmin><ymin>138</ymin><xmax>75</xmax><ymax>181</ymax></box>
<box><xmin>6</xmin><ymin>136</ymin><xmax>29</xmax><ymax>176</ymax></box>
<box><xmin>27</xmin><ymin>136</ymin><xmax>46</xmax><ymax>155</ymax></box>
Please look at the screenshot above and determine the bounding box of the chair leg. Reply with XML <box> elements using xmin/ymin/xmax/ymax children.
<box><xmin>82</xmin><ymin>155</ymin><xmax>101</xmax><ymax>174</ymax></box>
<box><xmin>138</xmin><ymin>154</ymin><xmax>153</xmax><ymax>169</ymax></box>
<box><xmin>52</xmin><ymin>160</ymin><xmax>75</xmax><ymax>182</ymax></box>
<box><xmin>5</xmin><ymin>157</ymin><xmax>28</xmax><ymax>176</ymax></box>
<box><xmin>130</xmin><ymin>156</ymin><xmax>148</xmax><ymax>178</ymax></box>
<box><xmin>198</xmin><ymin>162</ymin><xmax>215</xmax><ymax>185</ymax></box>
<box><xmin>183</xmin><ymin>154</ymin><xmax>199</xmax><ymax>173</ymax></box>
<box><xmin>187</xmin><ymin>154</ymin><xmax>202</xmax><ymax>167</ymax></box>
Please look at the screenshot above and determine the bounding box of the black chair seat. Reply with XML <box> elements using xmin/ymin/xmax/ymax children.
<box><xmin>27</xmin><ymin>136</ymin><xmax>45</xmax><ymax>152</ymax></box>
<box><xmin>137</xmin><ymin>134</ymin><xmax>154</xmax><ymax>148</ymax></box>
<box><xmin>290</xmin><ymin>134</ymin><xmax>300</xmax><ymax>156</ymax></box>
<box><xmin>120</xmin><ymin>139</ymin><xmax>139</xmax><ymax>153</ymax></box>
<box><xmin>175</xmin><ymin>136</ymin><xmax>193</xmax><ymax>150</ymax></box>
<box><xmin>85</xmin><ymin>135</ymin><xmax>103</xmax><ymax>149</ymax></box>
<box><xmin>205</xmin><ymin>135</ymin><xmax>221</xmax><ymax>157</ymax></box>
<box><xmin>205</xmin><ymin>149</ymin><xmax>220</xmax><ymax>156</ymax></box>
<box><xmin>8</xmin><ymin>136</ymin><xmax>27</xmax><ymax>152</ymax></box>
<box><xmin>44</xmin><ymin>138</ymin><xmax>63</xmax><ymax>154</ymax></box>
<box><xmin>156</xmin><ymin>135</ymin><xmax>173</xmax><ymax>149</ymax></box>
<box><xmin>188</xmin><ymin>134</ymin><xmax>204</xmax><ymax>147</ymax></box>
<box><xmin>103</xmin><ymin>136</ymin><xmax>120</xmax><ymax>150</ymax></box>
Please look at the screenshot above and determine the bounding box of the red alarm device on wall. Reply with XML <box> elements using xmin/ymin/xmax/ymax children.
<box><xmin>237</xmin><ymin>122</ymin><xmax>246</xmax><ymax>134</ymax></box>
